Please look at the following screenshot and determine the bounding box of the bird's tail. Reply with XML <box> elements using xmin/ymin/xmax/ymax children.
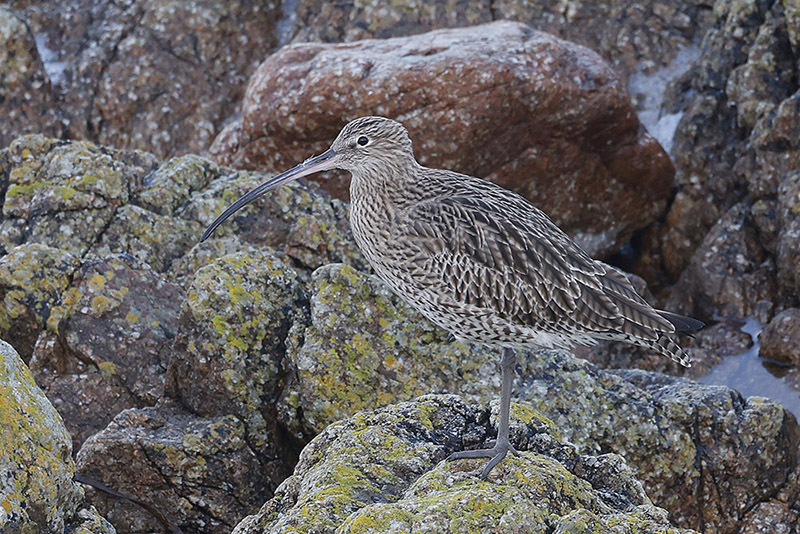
<box><xmin>643</xmin><ymin>334</ymin><xmax>692</xmax><ymax>367</ymax></box>
<box><xmin>658</xmin><ymin>310</ymin><xmax>705</xmax><ymax>333</ymax></box>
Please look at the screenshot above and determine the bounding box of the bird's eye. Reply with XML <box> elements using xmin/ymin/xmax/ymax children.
<box><xmin>357</xmin><ymin>136</ymin><xmax>369</xmax><ymax>146</ymax></box>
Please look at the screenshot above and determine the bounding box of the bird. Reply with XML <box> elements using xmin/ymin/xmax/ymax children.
<box><xmin>201</xmin><ymin>116</ymin><xmax>704</xmax><ymax>478</ymax></box>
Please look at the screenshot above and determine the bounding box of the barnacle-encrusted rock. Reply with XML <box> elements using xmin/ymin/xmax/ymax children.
<box><xmin>0</xmin><ymin>339</ymin><xmax>115</xmax><ymax>534</ymax></box>
<box><xmin>233</xmin><ymin>395</ymin><xmax>696</xmax><ymax>534</ymax></box>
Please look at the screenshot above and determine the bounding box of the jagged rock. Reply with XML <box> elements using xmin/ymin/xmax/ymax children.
<box><xmin>76</xmin><ymin>400</ymin><xmax>287</xmax><ymax>534</ymax></box>
<box><xmin>777</xmin><ymin>170</ymin><xmax>800</xmax><ymax>298</ymax></box>
<box><xmin>0</xmin><ymin>135</ymin><xmax>157</xmax><ymax>257</ymax></box>
<box><xmin>0</xmin><ymin>6</ymin><xmax>60</xmax><ymax>147</ymax></box>
<box><xmin>760</xmin><ymin>308</ymin><xmax>800</xmax><ymax>366</ymax></box>
<box><xmin>0</xmin><ymin>338</ymin><xmax>115</xmax><ymax>534</ymax></box>
<box><xmin>29</xmin><ymin>254</ymin><xmax>183</xmax><ymax>449</ymax></box>
<box><xmin>211</xmin><ymin>21</ymin><xmax>674</xmax><ymax>257</ymax></box>
<box><xmin>233</xmin><ymin>395</ymin><xmax>697</xmax><ymax>534</ymax></box>
<box><xmin>9</xmin><ymin>0</ymin><xmax>282</xmax><ymax>158</ymax></box>
<box><xmin>640</xmin><ymin>0</ymin><xmax>800</xmax><ymax>315</ymax></box>
<box><xmin>667</xmin><ymin>202</ymin><xmax>776</xmax><ymax>321</ymax></box>
<box><xmin>0</xmin><ymin>243</ymin><xmax>79</xmax><ymax>360</ymax></box>
<box><xmin>290</xmin><ymin>0</ymin><xmax>712</xmax><ymax>77</ymax></box>
<box><xmin>167</xmin><ymin>248</ymin><xmax>306</xmax><ymax>459</ymax></box>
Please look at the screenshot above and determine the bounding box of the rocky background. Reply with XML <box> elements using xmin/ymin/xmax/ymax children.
<box><xmin>1</xmin><ymin>1</ymin><xmax>799</xmax><ymax>533</ymax></box>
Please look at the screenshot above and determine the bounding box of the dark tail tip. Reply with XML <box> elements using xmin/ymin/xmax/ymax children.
<box><xmin>659</xmin><ymin>311</ymin><xmax>705</xmax><ymax>333</ymax></box>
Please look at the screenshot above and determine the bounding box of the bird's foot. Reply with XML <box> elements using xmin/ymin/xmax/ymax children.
<box><xmin>446</xmin><ymin>439</ymin><xmax>520</xmax><ymax>479</ymax></box>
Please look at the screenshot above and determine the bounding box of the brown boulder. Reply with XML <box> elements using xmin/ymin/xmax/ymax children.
<box><xmin>76</xmin><ymin>400</ymin><xmax>290</xmax><ymax>534</ymax></box>
<box><xmin>211</xmin><ymin>21</ymin><xmax>674</xmax><ymax>257</ymax></box>
<box><xmin>760</xmin><ymin>309</ymin><xmax>800</xmax><ymax>366</ymax></box>
<box><xmin>30</xmin><ymin>254</ymin><xmax>183</xmax><ymax>449</ymax></box>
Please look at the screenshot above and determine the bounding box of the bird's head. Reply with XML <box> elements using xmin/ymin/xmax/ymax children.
<box><xmin>200</xmin><ymin>116</ymin><xmax>414</xmax><ymax>242</ymax></box>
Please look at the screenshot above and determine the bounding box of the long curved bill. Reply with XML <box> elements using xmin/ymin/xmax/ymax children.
<box><xmin>200</xmin><ymin>148</ymin><xmax>338</xmax><ymax>242</ymax></box>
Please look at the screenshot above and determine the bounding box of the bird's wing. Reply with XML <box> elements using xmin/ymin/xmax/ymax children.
<box><xmin>396</xmin><ymin>195</ymin><xmax>674</xmax><ymax>338</ymax></box>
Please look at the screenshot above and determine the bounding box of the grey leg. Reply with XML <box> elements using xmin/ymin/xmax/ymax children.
<box><xmin>447</xmin><ymin>346</ymin><xmax>519</xmax><ymax>478</ymax></box>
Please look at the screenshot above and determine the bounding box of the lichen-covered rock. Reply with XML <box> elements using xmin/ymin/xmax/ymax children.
<box><xmin>232</xmin><ymin>395</ymin><xmax>696</xmax><ymax>534</ymax></box>
<box><xmin>0</xmin><ymin>136</ymin><xmax>157</xmax><ymax>256</ymax></box>
<box><xmin>167</xmin><ymin>248</ymin><xmax>306</xmax><ymax>457</ymax></box>
<box><xmin>520</xmin><ymin>353</ymin><xmax>798</xmax><ymax>532</ymax></box>
<box><xmin>274</xmin><ymin>263</ymin><xmax>797</xmax><ymax>533</ymax></box>
<box><xmin>760</xmin><ymin>308</ymin><xmax>800</xmax><ymax>366</ymax></box>
<box><xmin>180</xmin><ymin>173</ymin><xmax>364</xmax><ymax>276</ymax></box>
<box><xmin>212</xmin><ymin>20</ymin><xmax>674</xmax><ymax>257</ymax></box>
<box><xmin>0</xmin><ymin>243</ymin><xmax>79</xmax><ymax>360</ymax></box>
<box><xmin>279</xmin><ymin>263</ymin><xmax>500</xmax><ymax>440</ymax></box>
<box><xmin>290</xmin><ymin>0</ymin><xmax>711</xmax><ymax>78</ymax></box>
<box><xmin>10</xmin><ymin>0</ymin><xmax>281</xmax><ymax>158</ymax></box>
<box><xmin>76</xmin><ymin>400</ymin><xmax>287</xmax><ymax>534</ymax></box>
<box><xmin>0</xmin><ymin>338</ymin><xmax>115</xmax><ymax>534</ymax></box>
<box><xmin>91</xmin><ymin>203</ymin><xmax>199</xmax><ymax>273</ymax></box>
<box><xmin>29</xmin><ymin>254</ymin><xmax>183</xmax><ymax>449</ymax></box>
<box><xmin>0</xmin><ymin>6</ymin><xmax>60</xmax><ymax>147</ymax></box>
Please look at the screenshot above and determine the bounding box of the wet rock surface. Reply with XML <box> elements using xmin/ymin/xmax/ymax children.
<box><xmin>0</xmin><ymin>338</ymin><xmax>115</xmax><ymax>534</ymax></box>
<box><xmin>212</xmin><ymin>21</ymin><xmax>674</xmax><ymax>257</ymax></box>
<box><xmin>232</xmin><ymin>394</ymin><xmax>698</xmax><ymax>534</ymax></box>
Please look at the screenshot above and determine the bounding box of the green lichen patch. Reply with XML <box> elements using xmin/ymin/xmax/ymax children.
<box><xmin>0</xmin><ymin>243</ymin><xmax>79</xmax><ymax>358</ymax></box>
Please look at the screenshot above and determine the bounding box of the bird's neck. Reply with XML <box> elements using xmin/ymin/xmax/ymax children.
<box><xmin>349</xmin><ymin>160</ymin><xmax>426</xmax><ymax>210</ymax></box>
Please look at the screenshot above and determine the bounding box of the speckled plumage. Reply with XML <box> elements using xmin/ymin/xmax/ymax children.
<box><xmin>201</xmin><ymin>115</ymin><xmax>703</xmax><ymax>478</ymax></box>
<box><xmin>339</xmin><ymin>117</ymin><xmax>700</xmax><ymax>365</ymax></box>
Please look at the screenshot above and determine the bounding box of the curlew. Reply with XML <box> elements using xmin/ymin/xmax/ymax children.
<box><xmin>201</xmin><ymin>116</ymin><xmax>703</xmax><ymax>478</ymax></box>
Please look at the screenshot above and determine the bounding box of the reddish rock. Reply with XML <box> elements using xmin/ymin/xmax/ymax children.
<box><xmin>777</xmin><ymin>170</ymin><xmax>800</xmax><ymax>298</ymax></box>
<box><xmin>29</xmin><ymin>255</ymin><xmax>183</xmax><ymax>449</ymax></box>
<box><xmin>290</xmin><ymin>0</ymin><xmax>712</xmax><ymax>78</ymax></box>
<box><xmin>760</xmin><ymin>309</ymin><xmax>800</xmax><ymax>366</ymax></box>
<box><xmin>211</xmin><ymin>21</ymin><xmax>674</xmax><ymax>257</ymax></box>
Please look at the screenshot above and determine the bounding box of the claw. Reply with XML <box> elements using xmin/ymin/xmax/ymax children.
<box><xmin>446</xmin><ymin>440</ymin><xmax>519</xmax><ymax>479</ymax></box>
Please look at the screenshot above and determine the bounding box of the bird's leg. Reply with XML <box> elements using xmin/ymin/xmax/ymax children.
<box><xmin>447</xmin><ymin>346</ymin><xmax>519</xmax><ymax>478</ymax></box>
